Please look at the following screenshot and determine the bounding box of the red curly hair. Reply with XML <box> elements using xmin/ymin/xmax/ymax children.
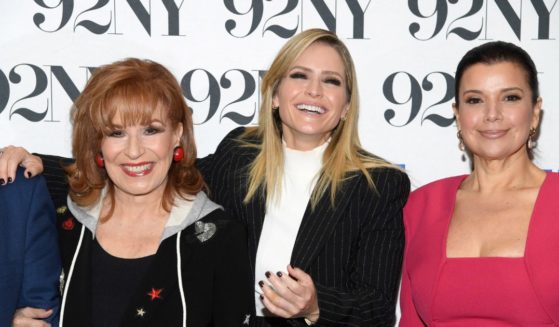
<box><xmin>66</xmin><ymin>58</ymin><xmax>204</xmax><ymax>221</ymax></box>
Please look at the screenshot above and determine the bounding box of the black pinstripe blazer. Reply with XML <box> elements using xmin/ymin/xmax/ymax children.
<box><xmin>197</xmin><ymin>127</ymin><xmax>410</xmax><ymax>327</ymax></box>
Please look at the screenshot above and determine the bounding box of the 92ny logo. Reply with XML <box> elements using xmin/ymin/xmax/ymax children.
<box><xmin>0</xmin><ymin>64</ymin><xmax>92</xmax><ymax>122</ymax></box>
<box><xmin>32</xmin><ymin>0</ymin><xmax>184</xmax><ymax>35</ymax></box>
<box><xmin>383</xmin><ymin>71</ymin><xmax>455</xmax><ymax>127</ymax></box>
<box><xmin>223</xmin><ymin>0</ymin><xmax>372</xmax><ymax>38</ymax></box>
<box><xmin>0</xmin><ymin>64</ymin><xmax>264</xmax><ymax>126</ymax></box>
<box><xmin>408</xmin><ymin>0</ymin><xmax>557</xmax><ymax>40</ymax></box>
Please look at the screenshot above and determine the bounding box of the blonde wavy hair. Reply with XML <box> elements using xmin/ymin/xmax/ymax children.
<box><xmin>242</xmin><ymin>28</ymin><xmax>397</xmax><ymax>207</ymax></box>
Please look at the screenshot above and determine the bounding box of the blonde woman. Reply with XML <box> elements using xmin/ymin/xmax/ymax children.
<box><xmin>1</xmin><ymin>29</ymin><xmax>409</xmax><ymax>326</ymax></box>
<box><xmin>198</xmin><ymin>28</ymin><xmax>409</xmax><ymax>326</ymax></box>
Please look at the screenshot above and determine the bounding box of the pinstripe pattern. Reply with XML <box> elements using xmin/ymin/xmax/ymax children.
<box><xmin>198</xmin><ymin>128</ymin><xmax>410</xmax><ymax>327</ymax></box>
<box><xmin>38</xmin><ymin>129</ymin><xmax>409</xmax><ymax>326</ymax></box>
<box><xmin>38</xmin><ymin>154</ymin><xmax>73</xmax><ymax>208</ymax></box>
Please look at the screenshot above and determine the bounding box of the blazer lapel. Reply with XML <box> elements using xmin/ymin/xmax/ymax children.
<box><xmin>290</xmin><ymin>176</ymin><xmax>358</xmax><ymax>271</ymax></box>
<box><xmin>234</xmin><ymin>154</ymin><xmax>266</xmax><ymax>275</ymax></box>
<box><xmin>244</xmin><ymin>188</ymin><xmax>267</xmax><ymax>276</ymax></box>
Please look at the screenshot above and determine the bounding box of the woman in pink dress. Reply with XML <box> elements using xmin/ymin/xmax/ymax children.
<box><xmin>399</xmin><ymin>41</ymin><xmax>559</xmax><ymax>326</ymax></box>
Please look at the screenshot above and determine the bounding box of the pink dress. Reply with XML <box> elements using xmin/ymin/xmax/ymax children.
<box><xmin>399</xmin><ymin>173</ymin><xmax>559</xmax><ymax>326</ymax></box>
<box><xmin>432</xmin><ymin>258</ymin><xmax>553</xmax><ymax>325</ymax></box>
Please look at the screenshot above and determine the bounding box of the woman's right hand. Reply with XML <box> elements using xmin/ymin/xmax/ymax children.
<box><xmin>0</xmin><ymin>146</ymin><xmax>43</xmax><ymax>184</ymax></box>
<box><xmin>12</xmin><ymin>307</ymin><xmax>52</xmax><ymax>327</ymax></box>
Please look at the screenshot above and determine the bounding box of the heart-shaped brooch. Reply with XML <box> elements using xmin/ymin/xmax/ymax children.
<box><xmin>194</xmin><ymin>221</ymin><xmax>216</xmax><ymax>242</ymax></box>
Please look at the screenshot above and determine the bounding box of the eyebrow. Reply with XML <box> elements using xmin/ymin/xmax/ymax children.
<box><xmin>110</xmin><ymin>118</ymin><xmax>166</xmax><ymax>128</ymax></box>
<box><xmin>147</xmin><ymin>119</ymin><xmax>168</xmax><ymax>128</ymax></box>
<box><xmin>462</xmin><ymin>87</ymin><xmax>525</xmax><ymax>95</ymax></box>
<box><xmin>289</xmin><ymin>66</ymin><xmax>344</xmax><ymax>79</ymax></box>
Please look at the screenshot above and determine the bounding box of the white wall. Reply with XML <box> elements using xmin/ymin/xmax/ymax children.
<box><xmin>2</xmin><ymin>1</ymin><xmax>558</xmax><ymax>189</ymax></box>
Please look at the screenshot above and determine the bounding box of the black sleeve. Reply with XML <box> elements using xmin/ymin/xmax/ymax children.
<box><xmin>35</xmin><ymin>154</ymin><xmax>72</xmax><ymax>209</ymax></box>
<box><xmin>314</xmin><ymin>169</ymin><xmax>410</xmax><ymax>327</ymax></box>
<box><xmin>211</xmin><ymin>216</ymin><xmax>253</xmax><ymax>326</ymax></box>
<box><xmin>196</xmin><ymin>127</ymin><xmax>247</xmax><ymax>197</ymax></box>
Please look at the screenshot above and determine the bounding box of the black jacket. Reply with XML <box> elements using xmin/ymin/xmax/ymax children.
<box><xmin>41</xmin><ymin>155</ymin><xmax>252</xmax><ymax>327</ymax></box>
<box><xmin>197</xmin><ymin>128</ymin><xmax>410</xmax><ymax>327</ymax></box>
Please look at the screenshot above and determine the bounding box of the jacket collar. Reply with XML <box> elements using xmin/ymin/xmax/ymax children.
<box><xmin>67</xmin><ymin>189</ymin><xmax>221</xmax><ymax>242</ymax></box>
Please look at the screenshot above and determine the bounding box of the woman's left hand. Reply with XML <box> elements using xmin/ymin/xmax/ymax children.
<box><xmin>0</xmin><ymin>146</ymin><xmax>43</xmax><ymax>183</ymax></box>
<box><xmin>259</xmin><ymin>265</ymin><xmax>320</xmax><ymax>323</ymax></box>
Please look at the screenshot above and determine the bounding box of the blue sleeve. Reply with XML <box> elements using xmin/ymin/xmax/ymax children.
<box><xmin>18</xmin><ymin>174</ymin><xmax>61</xmax><ymax>326</ymax></box>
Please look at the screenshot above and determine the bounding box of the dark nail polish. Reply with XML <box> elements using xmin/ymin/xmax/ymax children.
<box><xmin>265</xmin><ymin>271</ymin><xmax>271</xmax><ymax>278</ymax></box>
<box><xmin>260</xmin><ymin>295</ymin><xmax>264</xmax><ymax>300</ymax></box>
<box><xmin>258</xmin><ymin>281</ymin><xmax>264</xmax><ymax>288</ymax></box>
<box><xmin>7</xmin><ymin>177</ymin><xmax>12</xmax><ymax>183</ymax></box>
<box><xmin>0</xmin><ymin>179</ymin><xmax>4</xmax><ymax>185</ymax></box>
<box><xmin>27</xmin><ymin>171</ymin><xmax>32</xmax><ymax>178</ymax></box>
<box><xmin>276</xmin><ymin>271</ymin><xmax>283</xmax><ymax>277</ymax></box>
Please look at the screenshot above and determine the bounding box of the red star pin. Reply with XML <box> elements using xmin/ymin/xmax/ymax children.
<box><xmin>147</xmin><ymin>288</ymin><xmax>163</xmax><ymax>301</ymax></box>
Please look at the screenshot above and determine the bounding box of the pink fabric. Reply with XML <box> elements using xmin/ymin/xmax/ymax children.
<box><xmin>433</xmin><ymin>258</ymin><xmax>552</xmax><ymax>325</ymax></box>
<box><xmin>399</xmin><ymin>173</ymin><xmax>559</xmax><ymax>326</ymax></box>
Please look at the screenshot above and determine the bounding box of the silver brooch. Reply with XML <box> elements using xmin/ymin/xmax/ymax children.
<box><xmin>194</xmin><ymin>221</ymin><xmax>216</xmax><ymax>242</ymax></box>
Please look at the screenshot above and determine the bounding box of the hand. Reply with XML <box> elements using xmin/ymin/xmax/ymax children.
<box><xmin>12</xmin><ymin>307</ymin><xmax>52</xmax><ymax>327</ymax></box>
<box><xmin>259</xmin><ymin>265</ymin><xmax>320</xmax><ymax>323</ymax></box>
<box><xmin>0</xmin><ymin>146</ymin><xmax>43</xmax><ymax>184</ymax></box>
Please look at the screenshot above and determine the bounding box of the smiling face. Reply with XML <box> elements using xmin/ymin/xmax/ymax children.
<box><xmin>100</xmin><ymin>108</ymin><xmax>182</xmax><ymax>199</ymax></box>
<box><xmin>454</xmin><ymin>61</ymin><xmax>541</xmax><ymax>161</ymax></box>
<box><xmin>272</xmin><ymin>42</ymin><xmax>349</xmax><ymax>150</ymax></box>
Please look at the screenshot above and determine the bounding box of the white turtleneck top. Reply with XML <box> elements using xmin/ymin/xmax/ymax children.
<box><xmin>254</xmin><ymin>140</ymin><xmax>328</xmax><ymax>316</ymax></box>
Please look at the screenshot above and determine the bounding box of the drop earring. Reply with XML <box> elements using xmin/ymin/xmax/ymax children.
<box><xmin>457</xmin><ymin>130</ymin><xmax>467</xmax><ymax>162</ymax></box>
<box><xmin>457</xmin><ymin>130</ymin><xmax>465</xmax><ymax>151</ymax></box>
<box><xmin>527</xmin><ymin>128</ymin><xmax>537</xmax><ymax>149</ymax></box>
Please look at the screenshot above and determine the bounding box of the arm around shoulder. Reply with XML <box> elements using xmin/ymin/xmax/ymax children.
<box><xmin>196</xmin><ymin>127</ymin><xmax>247</xmax><ymax>190</ymax></box>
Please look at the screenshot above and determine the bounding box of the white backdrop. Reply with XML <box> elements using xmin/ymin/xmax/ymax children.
<box><xmin>1</xmin><ymin>1</ymin><xmax>558</xmax><ymax>189</ymax></box>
